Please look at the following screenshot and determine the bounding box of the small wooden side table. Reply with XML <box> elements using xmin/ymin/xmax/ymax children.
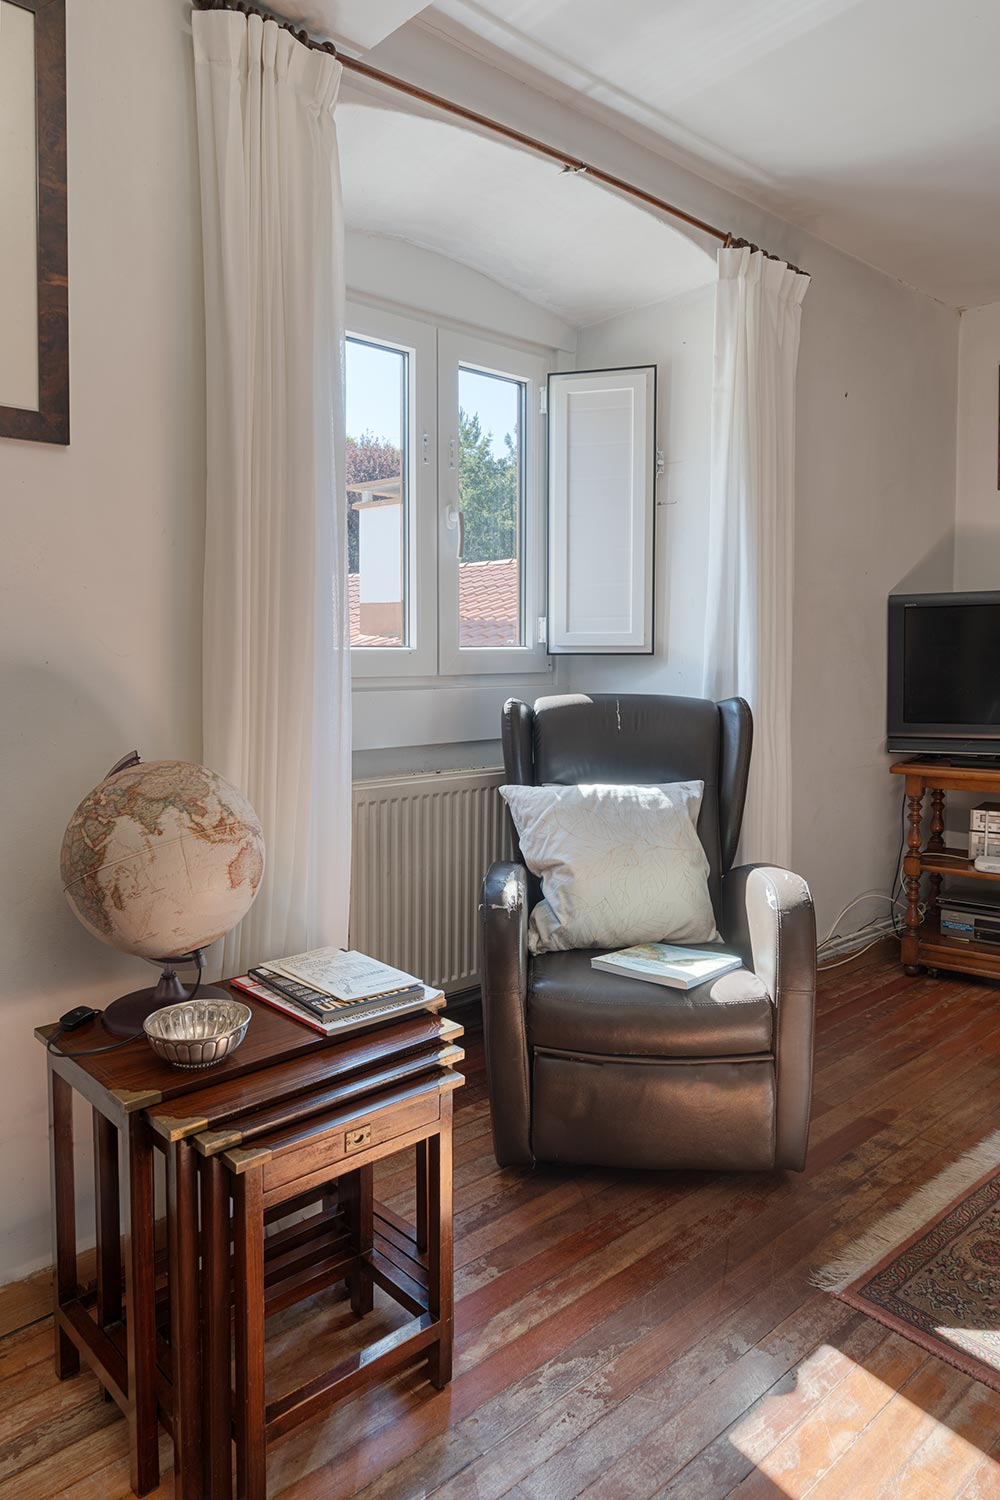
<box><xmin>145</xmin><ymin>1016</ymin><xmax>464</xmax><ymax>1500</ymax></box>
<box><xmin>36</xmin><ymin>984</ymin><xmax>447</xmax><ymax>1499</ymax></box>
<box><xmin>891</xmin><ymin>757</ymin><xmax>1000</xmax><ymax>979</ymax></box>
<box><xmin>184</xmin><ymin>1063</ymin><xmax>462</xmax><ymax>1500</ymax></box>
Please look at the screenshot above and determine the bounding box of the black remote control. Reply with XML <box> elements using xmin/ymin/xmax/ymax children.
<box><xmin>58</xmin><ymin>1005</ymin><xmax>99</xmax><ymax>1031</ymax></box>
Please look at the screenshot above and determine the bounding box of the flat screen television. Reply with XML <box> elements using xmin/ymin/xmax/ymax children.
<box><xmin>887</xmin><ymin>591</ymin><xmax>1000</xmax><ymax>758</ymax></box>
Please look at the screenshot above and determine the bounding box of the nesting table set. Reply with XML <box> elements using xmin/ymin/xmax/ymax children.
<box><xmin>37</xmin><ymin>985</ymin><xmax>464</xmax><ymax>1500</ymax></box>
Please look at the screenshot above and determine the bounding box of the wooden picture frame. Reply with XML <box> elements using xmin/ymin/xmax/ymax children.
<box><xmin>0</xmin><ymin>0</ymin><xmax>68</xmax><ymax>445</ymax></box>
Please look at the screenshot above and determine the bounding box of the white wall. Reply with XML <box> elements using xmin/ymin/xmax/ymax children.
<box><xmin>0</xmin><ymin>0</ymin><xmax>204</xmax><ymax>1282</ymax></box>
<box><xmin>941</xmin><ymin>299</ymin><xmax>1000</xmax><ymax>842</ymax></box>
<box><xmin>791</xmin><ymin>246</ymin><xmax>957</xmax><ymax>925</ymax></box>
<box><xmin>365</xmin><ymin>26</ymin><xmax>961</xmax><ymax>933</ymax></box>
<box><xmin>955</xmin><ymin>299</ymin><xmax>1000</xmax><ymax>589</ymax></box>
<box><xmin>346</xmin><ymin>230</ymin><xmax>576</xmax><ymax>356</ymax></box>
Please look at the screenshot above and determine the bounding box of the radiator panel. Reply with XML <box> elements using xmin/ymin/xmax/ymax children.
<box><xmin>350</xmin><ymin>769</ymin><xmax>512</xmax><ymax>993</ymax></box>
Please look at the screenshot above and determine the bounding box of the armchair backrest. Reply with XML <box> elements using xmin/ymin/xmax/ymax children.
<box><xmin>501</xmin><ymin>693</ymin><xmax>753</xmax><ymax>915</ymax></box>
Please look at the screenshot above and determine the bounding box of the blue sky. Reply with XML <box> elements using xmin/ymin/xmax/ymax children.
<box><xmin>346</xmin><ymin>337</ymin><xmax>518</xmax><ymax>460</ymax></box>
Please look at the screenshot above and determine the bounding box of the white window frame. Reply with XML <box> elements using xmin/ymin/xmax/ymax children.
<box><xmin>347</xmin><ymin>302</ymin><xmax>437</xmax><ymax>679</ymax></box>
<box><xmin>437</xmin><ymin>329</ymin><xmax>549</xmax><ymax>677</ymax></box>
<box><xmin>349</xmin><ymin>304</ymin><xmax>551</xmax><ymax>681</ymax></box>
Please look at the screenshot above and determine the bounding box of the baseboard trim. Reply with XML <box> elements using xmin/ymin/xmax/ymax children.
<box><xmin>817</xmin><ymin>931</ymin><xmax>898</xmax><ymax>973</ymax></box>
<box><xmin>817</xmin><ymin>919</ymin><xmax>898</xmax><ymax>964</ymax></box>
<box><xmin>0</xmin><ymin>1246</ymin><xmax>97</xmax><ymax>1341</ymax></box>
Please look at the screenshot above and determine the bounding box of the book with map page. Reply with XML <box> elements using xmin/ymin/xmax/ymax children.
<box><xmin>591</xmin><ymin>943</ymin><xmax>742</xmax><ymax>989</ymax></box>
<box><xmin>262</xmin><ymin>948</ymin><xmax>424</xmax><ymax>1003</ymax></box>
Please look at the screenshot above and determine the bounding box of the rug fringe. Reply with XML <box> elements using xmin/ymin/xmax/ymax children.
<box><xmin>811</xmin><ymin>1128</ymin><xmax>1000</xmax><ymax>1293</ymax></box>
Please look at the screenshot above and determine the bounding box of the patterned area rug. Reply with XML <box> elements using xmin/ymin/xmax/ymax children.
<box><xmin>813</xmin><ymin>1130</ymin><xmax>1000</xmax><ymax>1392</ymax></box>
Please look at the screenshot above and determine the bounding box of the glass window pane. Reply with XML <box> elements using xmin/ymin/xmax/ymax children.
<box><xmin>457</xmin><ymin>367</ymin><xmax>524</xmax><ymax>649</ymax></box>
<box><xmin>346</xmin><ymin>337</ymin><xmax>408</xmax><ymax>648</ymax></box>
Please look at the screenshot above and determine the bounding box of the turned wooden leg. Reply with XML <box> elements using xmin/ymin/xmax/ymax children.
<box><xmin>342</xmin><ymin>1166</ymin><xmax>374</xmax><ymax>1316</ymax></box>
<box><xmin>124</xmin><ymin>1114</ymin><xmax>160</xmax><ymax>1496</ymax></box>
<box><xmin>426</xmin><ymin>1099</ymin><xmax>454</xmax><ymax>1390</ymax></box>
<box><xmin>201</xmin><ymin>1156</ymin><xmax>233</xmax><ymax>1500</ymax></box>
<box><xmin>168</xmin><ymin>1141</ymin><xmax>203</xmax><ymax>1500</ymax></box>
<box><xmin>234</xmin><ymin>1170</ymin><xmax>266</xmax><ymax>1500</ymax></box>
<box><xmin>927</xmin><ymin>786</ymin><xmax>946</xmax><ymax>912</ymax></box>
<box><xmin>49</xmin><ymin>1066</ymin><xmax>80</xmax><ymax>1380</ymax></box>
<box><xmin>903</xmin><ymin>786</ymin><xmax>925</xmax><ymax>976</ymax></box>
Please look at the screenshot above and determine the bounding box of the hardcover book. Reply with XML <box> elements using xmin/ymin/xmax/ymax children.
<box><xmin>591</xmin><ymin>943</ymin><xmax>742</xmax><ymax>990</ymax></box>
<box><xmin>231</xmin><ymin>972</ymin><xmax>442</xmax><ymax>1035</ymax></box>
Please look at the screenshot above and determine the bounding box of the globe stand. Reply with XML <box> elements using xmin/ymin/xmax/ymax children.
<box><xmin>102</xmin><ymin>953</ymin><xmax>230</xmax><ymax>1037</ymax></box>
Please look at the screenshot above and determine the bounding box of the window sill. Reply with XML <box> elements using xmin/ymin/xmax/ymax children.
<box><xmin>351</xmin><ymin>664</ymin><xmax>554</xmax><ymax>692</ymax></box>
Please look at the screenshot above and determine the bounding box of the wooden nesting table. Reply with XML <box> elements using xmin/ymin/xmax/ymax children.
<box><xmin>37</xmin><ymin>984</ymin><xmax>463</xmax><ymax>1500</ymax></box>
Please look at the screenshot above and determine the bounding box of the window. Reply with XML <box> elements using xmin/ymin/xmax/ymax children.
<box><xmin>346</xmin><ymin>336</ymin><xmax>408</xmax><ymax>649</ymax></box>
<box><xmin>546</xmin><ymin>366</ymin><xmax>657</xmax><ymax>655</ymax></box>
<box><xmin>457</xmin><ymin>366</ymin><xmax>524</xmax><ymax>650</ymax></box>
<box><xmin>347</xmin><ymin>304</ymin><xmax>548</xmax><ymax>679</ymax></box>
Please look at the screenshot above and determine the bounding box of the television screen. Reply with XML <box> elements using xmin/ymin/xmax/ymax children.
<box><xmin>903</xmin><ymin>602</ymin><xmax>1000</xmax><ymax>725</ymax></box>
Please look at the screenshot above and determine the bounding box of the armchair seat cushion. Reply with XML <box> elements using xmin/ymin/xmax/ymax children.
<box><xmin>527</xmin><ymin>948</ymin><xmax>773</xmax><ymax>1059</ymax></box>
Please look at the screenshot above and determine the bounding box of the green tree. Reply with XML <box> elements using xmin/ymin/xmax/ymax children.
<box><xmin>458</xmin><ymin>408</ymin><xmax>518</xmax><ymax>563</ymax></box>
<box><xmin>345</xmin><ymin>431</ymin><xmax>401</xmax><ymax>573</ymax></box>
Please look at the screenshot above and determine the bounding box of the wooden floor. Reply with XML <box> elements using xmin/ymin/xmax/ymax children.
<box><xmin>6</xmin><ymin>948</ymin><xmax>1000</xmax><ymax>1499</ymax></box>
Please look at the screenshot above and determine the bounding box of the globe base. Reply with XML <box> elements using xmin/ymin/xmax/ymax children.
<box><xmin>102</xmin><ymin>966</ymin><xmax>231</xmax><ymax>1037</ymax></box>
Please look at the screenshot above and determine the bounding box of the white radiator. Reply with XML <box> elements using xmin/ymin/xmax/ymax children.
<box><xmin>350</xmin><ymin>768</ymin><xmax>512</xmax><ymax>994</ymax></box>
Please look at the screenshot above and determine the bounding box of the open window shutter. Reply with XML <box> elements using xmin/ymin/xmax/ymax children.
<box><xmin>546</xmin><ymin>366</ymin><xmax>656</xmax><ymax>654</ymax></box>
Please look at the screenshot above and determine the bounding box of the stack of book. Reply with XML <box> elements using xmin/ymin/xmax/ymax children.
<box><xmin>232</xmin><ymin>948</ymin><xmax>439</xmax><ymax>1035</ymax></box>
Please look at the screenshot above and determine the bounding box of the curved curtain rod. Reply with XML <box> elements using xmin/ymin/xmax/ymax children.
<box><xmin>191</xmin><ymin>0</ymin><xmax>806</xmax><ymax>276</ymax></box>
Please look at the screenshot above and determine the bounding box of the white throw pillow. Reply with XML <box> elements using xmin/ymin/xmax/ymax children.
<box><xmin>499</xmin><ymin>780</ymin><xmax>719</xmax><ymax>955</ymax></box>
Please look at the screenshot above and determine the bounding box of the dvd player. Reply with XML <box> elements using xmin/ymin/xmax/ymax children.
<box><xmin>940</xmin><ymin>900</ymin><xmax>1000</xmax><ymax>943</ymax></box>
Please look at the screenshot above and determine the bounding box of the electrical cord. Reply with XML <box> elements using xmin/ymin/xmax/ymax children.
<box><xmin>45</xmin><ymin>953</ymin><xmax>205</xmax><ymax>1057</ymax></box>
<box><xmin>817</xmin><ymin>935</ymin><xmax>888</xmax><ymax>971</ymax></box>
<box><xmin>45</xmin><ymin>1022</ymin><xmax>144</xmax><ymax>1056</ymax></box>
<box><xmin>817</xmin><ymin>792</ymin><xmax>914</xmax><ymax>970</ymax></box>
<box><xmin>816</xmin><ymin>889</ymin><xmax>907</xmax><ymax>950</ymax></box>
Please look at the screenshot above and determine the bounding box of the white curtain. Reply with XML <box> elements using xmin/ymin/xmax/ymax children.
<box><xmin>702</xmin><ymin>246</ymin><xmax>809</xmax><ymax>868</ymax></box>
<box><xmin>193</xmin><ymin>11</ymin><xmax>351</xmax><ymax>974</ymax></box>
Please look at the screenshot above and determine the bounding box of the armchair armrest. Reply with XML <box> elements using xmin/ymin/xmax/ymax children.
<box><xmin>479</xmin><ymin>860</ymin><xmax>533</xmax><ymax>1166</ymax></box>
<box><xmin>721</xmin><ymin>864</ymin><xmax>816</xmax><ymax>1170</ymax></box>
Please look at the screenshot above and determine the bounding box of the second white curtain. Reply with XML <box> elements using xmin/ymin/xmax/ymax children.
<box><xmin>702</xmin><ymin>246</ymin><xmax>809</xmax><ymax>868</ymax></box>
<box><xmin>193</xmin><ymin>11</ymin><xmax>351</xmax><ymax>973</ymax></box>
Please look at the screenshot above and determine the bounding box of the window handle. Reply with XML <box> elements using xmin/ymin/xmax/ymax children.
<box><xmin>445</xmin><ymin>504</ymin><xmax>465</xmax><ymax>560</ymax></box>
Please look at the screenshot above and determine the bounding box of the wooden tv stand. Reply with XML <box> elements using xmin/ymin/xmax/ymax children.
<box><xmin>891</xmin><ymin>758</ymin><xmax>1000</xmax><ymax>980</ymax></box>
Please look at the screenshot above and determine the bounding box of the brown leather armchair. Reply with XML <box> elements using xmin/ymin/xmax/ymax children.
<box><xmin>479</xmin><ymin>693</ymin><xmax>816</xmax><ymax>1173</ymax></box>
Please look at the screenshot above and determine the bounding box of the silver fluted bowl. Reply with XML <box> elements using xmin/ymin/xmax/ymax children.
<box><xmin>143</xmin><ymin>998</ymin><xmax>251</xmax><ymax>1069</ymax></box>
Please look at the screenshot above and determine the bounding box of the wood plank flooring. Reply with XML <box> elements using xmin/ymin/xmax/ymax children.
<box><xmin>5</xmin><ymin>948</ymin><xmax>1000</xmax><ymax>1499</ymax></box>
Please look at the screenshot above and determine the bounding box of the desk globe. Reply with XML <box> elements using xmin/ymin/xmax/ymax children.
<box><xmin>60</xmin><ymin>754</ymin><xmax>265</xmax><ymax>1034</ymax></box>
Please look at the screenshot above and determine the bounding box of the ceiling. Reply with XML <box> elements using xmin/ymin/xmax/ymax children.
<box><xmin>423</xmin><ymin>0</ymin><xmax>1000</xmax><ymax>309</ymax></box>
<box><xmin>337</xmin><ymin>103</ymin><xmax>716</xmax><ymax>327</ymax></box>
